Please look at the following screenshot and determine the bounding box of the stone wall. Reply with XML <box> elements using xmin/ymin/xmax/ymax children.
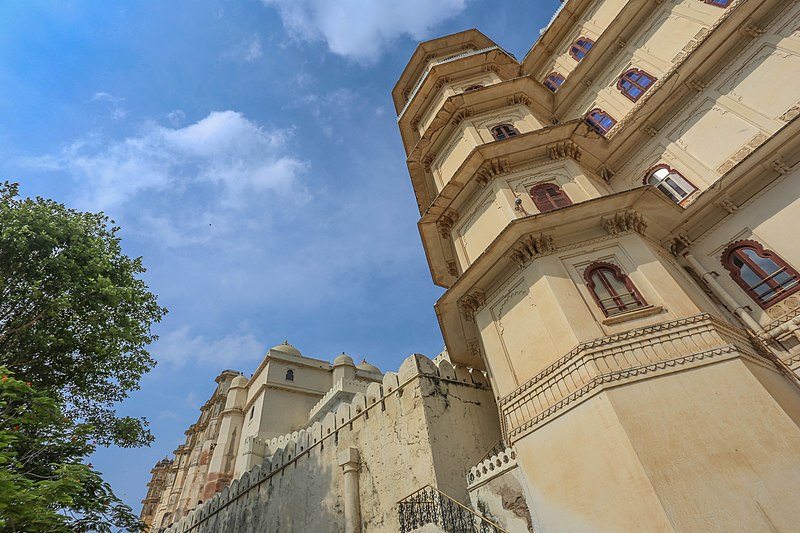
<box><xmin>164</xmin><ymin>354</ymin><xmax>501</xmax><ymax>533</ymax></box>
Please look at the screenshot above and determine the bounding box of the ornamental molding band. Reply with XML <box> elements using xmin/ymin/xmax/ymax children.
<box><xmin>508</xmin><ymin>233</ymin><xmax>556</xmax><ymax>267</ymax></box>
<box><xmin>546</xmin><ymin>141</ymin><xmax>583</xmax><ymax>162</ymax></box>
<box><xmin>476</xmin><ymin>157</ymin><xmax>510</xmax><ymax>187</ymax></box>
<box><xmin>437</xmin><ymin>209</ymin><xmax>459</xmax><ymax>238</ymax></box>
<box><xmin>459</xmin><ymin>290</ymin><xmax>487</xmax><ymax>320</ymax></box>
<box><xmin>601</xmin><ymin>209</ymin><xmax>647</xmax><ymax>236</ymax></box>
<box><xmin>497</xmin><ymin>314</ymin><xmax>774</xmax><ymax>444</ymax></box>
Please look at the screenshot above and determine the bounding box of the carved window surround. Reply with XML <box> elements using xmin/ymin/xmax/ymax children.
<box><xmin>497</xmin><ymin>314</ymin><xmax>771</xmax><ymax>444</ymax></box>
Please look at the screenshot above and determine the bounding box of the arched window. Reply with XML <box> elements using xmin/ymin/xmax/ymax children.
<box><xmin>722</xmin><ymin>240</ymin><xmax>800</xmax><ymax>308</ymax></box>
<box><xmin>618</xmin><ymin>69</ymin><xmax>656</xmax><ymax>102</ymax></box>
<box><xmin>585</xmin><ymin>108</ymin><xmax>616</xmax><ymax>134</ymax></box>
<box><xmin>462</xmin><ymin>84</ymin><xmax>483</xmax><ymax>93</ymax></box>
<box><xmin>543</xmin><ymin>72</ymin><xmax>565</xmax><ymax>92</ymax></box>
<box><xmin>285</xmin><ymin>369</ymin><xmax>294</xmax><ymax>381</ymax></box>
<box><xmin>704</xmin><ymin>0</ymin><xmax>732</xmax><ymax>7</ymax></box>
<box><xmin>570</xmin><ymin>37</ymin><xmax>594</xmax><ymax>61</ymax></box>
<box><xmin>491</xmin><ymin>124</ymin><xmax>520</xmax><ymax>140</ymax></box>
<box><xmin>644</xmin><ymin>165</ymin><xmax>697</xmax><ymax>203</ymax></box>
<box><xmin>585</xmin><ymin>262</ymin><xmax>647</xmax><ymax>316</ymax></box>
<box><xmin>530</xmin><ymin>183</ymin><xmax>572</xmax><ymax>213</ymax></box>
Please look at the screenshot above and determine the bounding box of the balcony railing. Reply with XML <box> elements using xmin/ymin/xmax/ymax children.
<box><xmin>398</xmin><ymin>485</ymin><xmax>508</xmax><ymax>533</ymax></box>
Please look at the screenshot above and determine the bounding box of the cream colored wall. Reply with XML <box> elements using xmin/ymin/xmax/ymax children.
<box><xmin>476</xmin><ymin>234</ymin><xmax>715</xmax><ymax>398</ymax></box>
<box><xmin>567</xmin><ymin>0</ymin><xmax>723</xmax><ymax>121</ymax></box>
<box><xmin>536</xmin><ymin>0</ymin><xmax>627</xmax><ymax>82</ymax></box>
<box><xmin>431</xmin><ymin>106</ymin><xmax>542</xmax><ymax>192</ymax></box>
<box><xmin>417</xmin><ymin>72</ymin><xmax>502</xmax><ymax>135</ymax></box>
<box><xmin>514</xmin><ymin>391</ymin><xmax>675</xmax><ymax>533</ymax></box>
<box><xmin>451</xmin><ymin>160</ymin><xmax>607</xmax><ymax>271</ymax></box>
<box><xmin>613</xmin><ymin>3</ymin><xmax>800</xmax><ymax>197</ymax></box>
<box><xmin>608</xmin><ymin>359</ymin><xmax>800</xmax><ymax>532</ymax></box>
<box><xmin>684</xmin><ymin>168</ymin><xmax>800</xmax><ymax>326</ymax></box>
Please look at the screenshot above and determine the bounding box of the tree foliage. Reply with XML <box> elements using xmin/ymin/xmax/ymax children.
<box><xmin>0</xmin><ymin>367</ymin><xmax>143</xmax><ymax>532</ymax></box>
<box><xmin>0</xmin><ymin>182</ymin><xmax>166</xmax><ymax>447</ymax></box>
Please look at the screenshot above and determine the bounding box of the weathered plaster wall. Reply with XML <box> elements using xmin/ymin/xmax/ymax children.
<box><xmin>164</xmin><ymin>355</ymin><xmax>500</xmax><ymax>533</ymax></box>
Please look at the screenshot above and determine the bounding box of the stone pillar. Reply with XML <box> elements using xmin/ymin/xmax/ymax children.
<box><xmin>682</xmin><ymin>252</ymin><xmax>763</xmax><ymax>331</ymax></box>
<box><xmin>338</xmin><ymin>447</ymin><xmax>361</xmax><ymax>533</ymax></box>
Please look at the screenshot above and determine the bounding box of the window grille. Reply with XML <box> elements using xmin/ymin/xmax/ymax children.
<box><xmin>585</xmin><ymin>262</ymin><xmax>647</xmax><ymax>316</ymax></box>
<box><xmin>570</xmin><ymin>37</ymin><xmax>594</xmax><ymax>61</ymax></box>
<box><xmin>618</xmin><ymin>69</ymin><xmax>656</xmax><ymax>102</ymax></box>
<box><xmin>645</xmin><ymin>165</ymin><xmax>696</xmax><ymax>203</ymax></box>
<box><xmin>722</xmin><ymin>240</ymin><xmax>800</xmax><ymax>308</ymax></box>
<box><xmin>544</xmin><ymin>71</ymin><xmax>565</xmax><ymax>92</ymax></box>
<box><xmin>490</xmin><ymin>124</ymin><xmax>520</xmax><ymax>140</ymax></box>
<box><xmin>585</xmin><ymin>108</ymin><xmax>616</xmax><ymax>134</ymax></box>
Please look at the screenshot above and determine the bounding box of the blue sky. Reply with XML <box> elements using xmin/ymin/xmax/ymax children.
<box><xmin>0</xmin><ymin>0</ymin><xmax>561</xmax><ymax>515</ymax></box>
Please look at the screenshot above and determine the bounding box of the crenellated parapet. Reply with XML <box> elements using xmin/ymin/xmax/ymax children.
<box><xmin>164</xmin><ymin>352</ymin><xmax>494</xmax><ymax>532</ymax></box>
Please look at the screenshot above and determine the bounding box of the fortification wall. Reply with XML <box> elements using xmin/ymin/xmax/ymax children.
<box><xmin>164</xmin><ymin>354</ymin><xmax>500</xmax><ymax>533</ymax></box>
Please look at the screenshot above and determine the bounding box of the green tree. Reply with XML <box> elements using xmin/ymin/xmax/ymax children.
<box><xmin>0</xmin><ymin>182</ymin><xmax>166</xmax><ymax>447</ymax></box>
<box><xmin>0</xmin><ymin>367</ymin><xmax>142</xmax><ymax>532</ymax></box>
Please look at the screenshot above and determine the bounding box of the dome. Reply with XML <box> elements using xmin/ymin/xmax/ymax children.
<box><xmin>231</xmin><ymin>375</ymin><xmax>249</xmax><ymax>388</ymax></box>
<box><xmin>333</xmin><ymin>352</ymin><xmax>355</xmax><ymax>366</ymax></box>
<box><xmin>270</xmin><ymin>340</ymin><xmax>302</xmax><ymax>357</ymax></box>
<box><xmin>357</xmin><ymin>359</ymin><xmax>382</xmax><ymax>374</ymax></box>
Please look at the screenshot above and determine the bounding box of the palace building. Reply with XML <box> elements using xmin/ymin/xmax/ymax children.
<box><xmin>144</xmin><ymin>1</ymin><xmax>800</xmax><ymax>531</ymax></box>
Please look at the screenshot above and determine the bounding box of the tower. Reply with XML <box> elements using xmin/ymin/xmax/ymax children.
<box><xmin>395</xmin><ymin>1</ymin><xmax>800</xmax><ymax>530</ymax></box>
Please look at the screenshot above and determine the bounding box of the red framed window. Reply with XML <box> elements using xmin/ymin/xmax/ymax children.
<box><xmin>585</xmin><ymin>262</ymin><xmax>647</xmax><ymax>317</ymax></box>
<box><xmin>491</xmin><ymin>124</ymin><xmax>520</xmax><ymax>140</ymax></box>
<box><xmin>721</xmin><ymin>240</ymin><xmax>800</xmax><ymax>308</ymax></box>
<box><xmin>543</xmin><ymin>72</ymin><xmax>565</xmax><ymax>92</ymax></box>
<box><xmin>530</xmin><ymin>183</ymin><xmax>572</xmax><ymax>213</ymax></box>
<box><xmin>644</xmin><ymin>165</ymin><xmax>697</xmax><ymax>203</ymax></box>
<box><xmin>618</xmin><ymin>69</ymin><xmax>656</xmax><ymax>102</ymax></box>
<box><xmin>570</xmin><ymin>37</ymin><xmax>594</xmax><ymax>61</ymax></box>
<box><xmin>463</xmin><ymin>84</ymin><xmax>484</xmax><ymax>93</ymax></box>
<box><xmin>585</xmin><ymin>108</ymin><xmax>616</xmax><ymax>134</ymax></box>
<box><xmin>705</xmin><ymin>0</ymin><xmax>732</xmax><ymax>7</ymax></box>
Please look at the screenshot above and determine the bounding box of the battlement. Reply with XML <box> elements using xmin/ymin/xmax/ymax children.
<box><xmin>165</xmin><ymin>352</ymin><xmax>494</xmax><ymax>532</ymax></box>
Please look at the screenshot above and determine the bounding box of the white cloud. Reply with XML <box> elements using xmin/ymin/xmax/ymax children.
<box><xmin>262</xmin><ymin>0</ymin><xmax>468</xmax><ymax>62</ymax></box>
<box><xmin>225</xmin><ymin>35</ymin><xmax>264</xmax><ymax>63</ymax></box>
<box><xmin>154</xmin><ymin>326</ymin><xmax>265</xmax><ymax>369</ymax></box>
<box><xmin>92</xmin><ymin>91</ymin><xmax>128</xmax><ymax>121</ymax></box>
<box><xmin>21</xmin><ymin>110</ymin><xmax>307</xmax><ymax>211</ymax></box>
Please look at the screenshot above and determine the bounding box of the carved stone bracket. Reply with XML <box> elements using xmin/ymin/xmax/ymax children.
<box><xmin>640</xmin><ymin>122</ymin><xmax>659</xmax><ymax>137</ymax></box>
<box><xmin>451</xmin><ymin>108</ymin><xmax>473</xmax><ymax>126</ymax></box>
<box><xmin>508</xmin><ymin>94</ymin><xmax>531</xmax><ymax>107</ymax></box>
<box><xmin>459</xmin><ymin>290</ymin><xmax>487</xmax><ymax>320</ymax></box>
<box><xmin>434</xmin><ymin>76</ymin><xmax>452</xmax><ymax>90</ymax></box>
<box><xmin>446</xmin><ymin>261</ymin><xmax>459</xmax><ymax>277</ymax></box>
<box><xmin>483</xmin><ymin>64</ymin><xmax>500</xmax><ymax>73</ymax></box>
<box><xmin>685</xmin><ymin>75</ymin><xmax>706</xmax><ymax>92</ymax></box>
<box><xmin>767</xmin><ymin>155</ymin><xmax>791</xmax><ymax>175</ymax></box>
<box><xmin>716</xmin><ymin>196</ymin><xmax>738</xmax><ymax>214</ymax></box>
<box><xmin>599</xmin><ymin>165</ymin><xmax>615</xmax><ymax>183</ymax></box>
<box><xmin>475</xmin><ymin>157</ymin><xmax>510</xmax><ymax>187</ymax></box>
<box><xmin>422</xmin><ymin>152</ymin><xmax>437</xmax><ymax>172</ymax></box>
<box><xmin>601</xmin><ymin>209</ymin><xmax>647</xmax><ymax>236</ymax></box>
<box><xmin>436</xmin><ymin>209</ymin><xmax>459</xmax><ymax>238</ymax></box>
<box><xmin>740</xmin><ymin>20</ymin><xmax>765</xmax><ymax>38</ymax></box>
<box><xmin>410</xmin><ymin>117</ymin><xmax>421</xmax><ymax>130</ymax></box>
<box><xmin>547</xmin><ymin>141</ymin><xmax>582</xmax><ymax>162</ymax></box>
<box><xmin>669</xmin><ymin>231</ymin><xmax>693</xmax><ymax>255</ymax></box>
<box><xmin>508</xmin><ymin>233</ymin><xmax>556</xmax><ymax>267</ymax></box>
<box><xmin>616</xmin><ymin>38</ymin><xmax>627</xmax><ymax>49</ymax></box>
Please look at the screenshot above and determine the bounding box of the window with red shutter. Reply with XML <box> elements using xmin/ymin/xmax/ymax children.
<box><xmin>529</xmin><ymin>183</ymin><xmax>573</xmax><ymax>213</ymax></box>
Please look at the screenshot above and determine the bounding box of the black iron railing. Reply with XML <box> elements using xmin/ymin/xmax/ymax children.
<box><xmin>398</xmin><ymin>485</ymin><xmax>508</xmax><ymax>533</ymax></box>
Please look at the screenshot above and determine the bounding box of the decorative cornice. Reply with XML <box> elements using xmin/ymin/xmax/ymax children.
<box><xmin>546</xmin><ymin>140</ymin><xmax>582</xmax><ymax>162</ymax></box>
<box><xmin>434</xmin><ymin>76</ymin><xmax>451</xmax><ymax>90</ymax></box>
<box><xmin>601</xmin><ymin>209</ymin><xmax>647</xmax><ymax>236</ymax></box>
<box><xmin>508</xmin><ymin>233</ymin><xmax>555</xmax><ymax>267</ymax></box>
<box><xmin>451</xmin><ymin>108</ymin><xmax>473</xmax><ymax>126</ymax></box>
